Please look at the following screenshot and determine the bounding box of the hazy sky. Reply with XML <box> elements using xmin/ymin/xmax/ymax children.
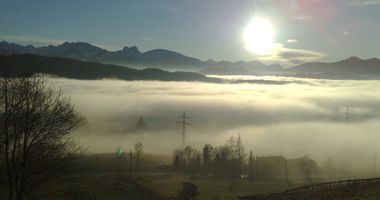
<box><xmin>1</xmin><ymin>0</ymin><xmax>379</xmax><ymax>64</ymax></box>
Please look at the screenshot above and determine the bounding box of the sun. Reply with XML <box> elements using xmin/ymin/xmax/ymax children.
<box><xmin>243</xmin><ymin>18</ymin><xmax>276</xmax><ymax>55</ymax></box>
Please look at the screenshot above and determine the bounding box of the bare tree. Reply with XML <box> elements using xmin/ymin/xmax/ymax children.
<box><xmin>202</xmin><ymin>144</ymin><xmax>213</xmax><ymax>174</ymax></box>
<box><xmin>248</xmin><ymin>150</ymin><xmax>253</xmax><ymax>183</ymax></box>
<box><xmin>133</xmin><ymin>142</ymin><xmax>144</xmax><ymax>171</ymax></box>
<box><xmin>0</xmin><ymin>76</ymin><xmax>85</xmax><ymax>200</ymax></box>
<box><xmin>299</xmin><ymin>155</ymin><xmax>318</xmax><ymax>184</ymax></box>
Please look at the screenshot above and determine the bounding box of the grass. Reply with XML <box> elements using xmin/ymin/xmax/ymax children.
<box><xmin>0</xmin><ymin>153</ymin><xmax>170</xmax><ymax>200</ymax></box>
<box><xmin>137</xmin><ymin>174</ymin><xmax>300</xmax><ymax>200</ymax></box>
<box><xmin>1</xmin><ymin>153</ymin><xmax>380</xmax><ymax>200</ymax></box>
<box><xmin>20</xmin><ymin>152</ymin><xmax>300</xmax><ymax>200</ymax></box>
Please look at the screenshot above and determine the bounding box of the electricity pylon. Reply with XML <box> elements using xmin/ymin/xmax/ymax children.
<box><xmin>176</xmin><ymin>111</ymin><xmax>192</xmax><ymax>147</ymax></box>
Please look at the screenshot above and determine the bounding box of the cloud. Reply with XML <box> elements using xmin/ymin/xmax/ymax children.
<box><xmin>287</xmin><ymin>39</ymin><xmax>299</xmax><ymax>44</ymax></box>
<box><xmin>292</xmin><ymin>15</ymin><xmax>312</xmax><ymax>21</ymax></box>
<box><xmin>346</xmin><ymin>0</ymin><xmax>380</xmax><ymax>6</ymax></box>
<box><xmin>53</xmin><ymin>78</ymin><xmax>375</xmax><ymax>133</ymax></box>
<box><xmin>256</xmin><ymin>43</ymin><xmax>326</xmax><ymax>66</ymax></box>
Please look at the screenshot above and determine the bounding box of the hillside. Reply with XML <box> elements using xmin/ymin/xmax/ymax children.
<box><xmin>289</xmin><ymin>57</ymin><xmax>380</xmax><ymax>79</ymax></box>
<box><xmin>0</xmin><ymin>54</ymin><xmax>222</xmax><ymax>83</ymax></box>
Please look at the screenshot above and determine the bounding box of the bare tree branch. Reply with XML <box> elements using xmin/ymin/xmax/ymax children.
<box><xmin>0</xmin><ymin>75</ymin><xmax>85</xmax><ymax>200</ymax></box>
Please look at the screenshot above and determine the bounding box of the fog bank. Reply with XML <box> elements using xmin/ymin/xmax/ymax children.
<box><xmin>48</xmin><ymin>76</ymin><xmax>380</xmax><ymax>172</ymax></box>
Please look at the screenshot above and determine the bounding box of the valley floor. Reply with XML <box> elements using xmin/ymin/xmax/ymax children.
<box><xmin>1</xmin><ymin>153</ymin><xmax>380</xmax><ymax>200</ymax></box>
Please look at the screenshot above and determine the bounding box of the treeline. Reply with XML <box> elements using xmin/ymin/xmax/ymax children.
<box><xmin>173</xmin><ymin>136</ymin><xmax>245</xmax><ymax>178</ymax></box>
<box><xmin>172</xmin><ymin>136</ymin><xmax>319</xmax><ymax>183</ymax></box>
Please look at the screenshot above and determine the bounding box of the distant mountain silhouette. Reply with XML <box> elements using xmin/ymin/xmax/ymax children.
<box><xmin>0</xmin><ymin>41</ymin><xmax>281</xmax><ymax>72</ymax></box>
<box><xmin>0</xmin><ymin>41</ymin><xmax>203</xmax><ymax>71</ymax></box>
<box><xmin>289</xmin><ymin>57</ymin><xmax>380</xmax><ymax>79</ymax></box>
<box><xmin>0</xmin><ymin>54</ymin><xmax>222</xmax><ymax>83</ymax></box>
<box><xmin>2</xmin><ymin>41</ymin><xmax>380</xmax><ymax>80</ymax></box>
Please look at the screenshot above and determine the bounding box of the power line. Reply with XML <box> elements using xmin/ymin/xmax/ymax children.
<box><xmin>176</xmin><ymin>111</ymin><xmax>192</xmax><ymax>147</ymax></box>
<box><xmin>375</xmin><ymin>155</ymin><xmax>377</xmax><ymax>175</ymax></box>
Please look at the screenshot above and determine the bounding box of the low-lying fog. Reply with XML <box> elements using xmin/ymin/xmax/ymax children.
<box><xmin>48</xmin><ymin>76</ymin><xmax>380</xmax><ymax>172</ymax></box>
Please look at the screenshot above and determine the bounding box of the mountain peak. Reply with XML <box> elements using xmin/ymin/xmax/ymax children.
<box><xmin>121</xmin><ymin>46</ymin><xmax>141</xmax><ymax>54</ymax></box>
<box><xmin>61</xmin><ymin>41</ymin><xmax>97</xmax><ymax>48</ymax></box>
<box><xmin>56</xmin><ymin>42</ymin><xmax>106</xmax><ymax>56</ymax></box>
<box><xmin>333</xmin><ymin>56</ymin><xmax>364</xmax><ymax>65</ymax></box>
<box><xmin>346</xmin><ymin>56</ymin><xmax>363</xmax><ymax>62</ymax></box>
<box><xmin>0</xmin><ymin>41</ymin><xmax>19</xmax><ymax>46</ymax></box>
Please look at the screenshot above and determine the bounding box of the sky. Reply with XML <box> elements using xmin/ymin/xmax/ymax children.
<box><xmin>0</xmin><ymin>0</ymin><xmax>380</xmax><ymax>65</ymax></box>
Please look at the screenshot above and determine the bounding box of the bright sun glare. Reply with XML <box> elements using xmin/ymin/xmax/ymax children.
<box><xmin>243</xmin><ymin>18</ymin><xmax>275</xmax><ymax>55</ymax></box>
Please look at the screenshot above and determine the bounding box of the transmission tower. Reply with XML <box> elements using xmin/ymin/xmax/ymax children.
<box><xmin>176</xmin><ymin>111</ymin><xmax>192</xmax><ymax>147</ymax></box>
<box><xmin>345</xmin><ymin>105</ymin><xmax>353</xmax><ymax>122</ymax></box>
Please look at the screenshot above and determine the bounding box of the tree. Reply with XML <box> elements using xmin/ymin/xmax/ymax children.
<box><xmin>133</xmin><ymin>142</ymin><xmax>144</xmax><ymax>171</ymax></box>
<box><xmin>235</xmin><ymin>134</ymin><xmax>245</xmax><ymax>177</ymax></box>
<box><xmin>248</xmin><ymin>150</ymin><xmax>253</xmax><ymax>183</ymax></box>
<box><xmin>0</xmin><ymin>76</ymin><xmax>85</xmax><ymax>200</ymax></box>
<box><xmin>171</xmin><ymin>137</ymin><xmax>246</xmax><ymax>178</ymax></box>
<box><xmin>136</xmin><ymin>117</ymin><xmax>146</xmax><ymax>132</ymax></box>
<box><xmin>299</xmin><ymin>155</ymin><xmax>318</xmax><ymax>184</ymax></box>
<box><xmin>322</xmin><ymin>157</ymin><xmax>334</xmax><ymax>178</ymax></box>
<box><xmin>202</xmin><ymin>144</ymin><xmax>213</xmax><ymax>174</ymax></box>
<box><xmin>172</xmin><ymin>146</ymin><xmax>200</xmax><ymax>175</ymax></box>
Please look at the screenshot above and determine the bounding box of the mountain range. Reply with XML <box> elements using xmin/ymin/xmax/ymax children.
<box><xmin>0</xmin><ymin>41</ymin><xmax>202</xmax><ymax>71</ymax></box>
<box><xmin>288</xmin><ymin>56</ymin><xmax>380</xmax><ymax>79</ymax></box>
<box><xmin>1</xmin><ymin>41</ymin><xmax>380</xmax><ymax>80</ymax></box>
<box><xmin>0</xmin><ymin>41</ymin><xmax>283</xmax><ymax>73</ymax></box>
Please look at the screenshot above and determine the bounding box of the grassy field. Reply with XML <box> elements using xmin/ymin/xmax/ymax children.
<box><xmin>137</xmin><ymin>174</ymin><xmax>299</xmax><ymax>200</ymax></box>
<box><xmin>1</xmin><ymin>153</ymin><xmax>380</xmax><ymax>200</ymax></box>
<box><xmin>1</xmin><ymin>153</ymin><xmax>171</xmax><ymax>200</ymax></box>
<box><xmin>27</xmin><ymin>173</ymin><xmax>299</xmax><ymax>200</ymax></box>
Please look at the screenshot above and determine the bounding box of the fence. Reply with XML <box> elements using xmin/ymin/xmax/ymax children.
<box><xmin>239</xmin><ymin>177</ymin><xmax>380</xmax><ymax>200</ymax></box>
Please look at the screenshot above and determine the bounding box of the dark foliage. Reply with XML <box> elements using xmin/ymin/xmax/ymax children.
<box><xmin>0</xmin><ymin>54</ymin><xmax>222</xmax><ymax>83</ymax></box>
<box><xmin>173</xmin><ymin>136</ymin><xmax>245</xmax><ymax>178</ymax></box>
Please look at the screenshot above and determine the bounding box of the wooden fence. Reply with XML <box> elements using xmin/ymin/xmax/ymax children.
<box><xmin>284</xmin><ymin>177</ymin><xmax>380</xmax><ymax>194</ymax></box>
<box><xmin>239</xmin><ymin>177</ymin><xmax>380</xmax><ymax>200</ymax></box>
